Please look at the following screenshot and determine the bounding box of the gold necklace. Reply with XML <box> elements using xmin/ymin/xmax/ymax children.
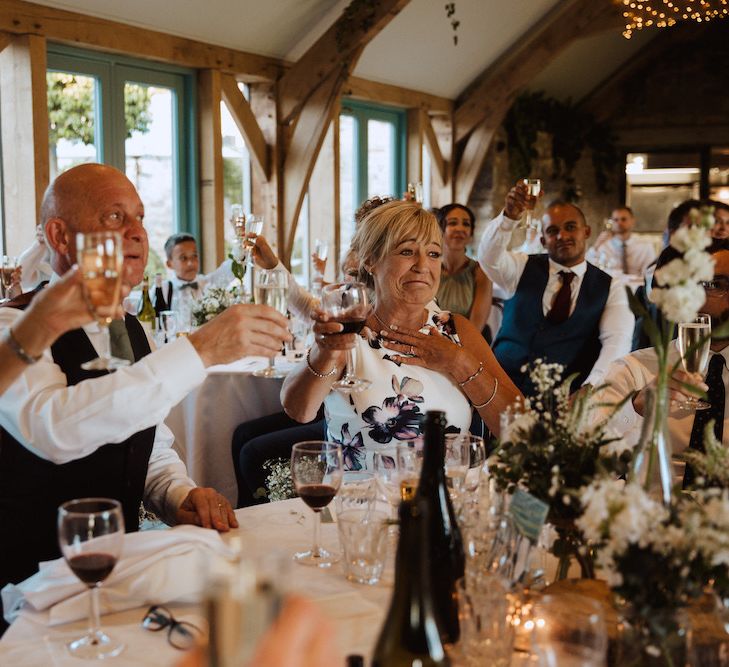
<box><xmin>372</xmin><ymin>309</ymin><xmax>428</xmax><ymax>332</ymax></box>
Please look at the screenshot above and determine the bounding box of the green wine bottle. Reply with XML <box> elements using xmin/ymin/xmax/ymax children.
<box><xmin>415</xmin><ymin>410</ymin><xmax>465</xmax><ymax>644</ymax></box>
<box><xmin>371</xmin><ymin>499</ymin><xmax>450</xmax><ymax>667</ymax></box>
<box><xmin>137</xmin><ymin>275</ymin><xmax>156</xmax><ymax>335</ymax></box>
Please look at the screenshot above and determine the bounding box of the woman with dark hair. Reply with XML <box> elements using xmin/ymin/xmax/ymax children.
<box><xmin>435</xmin><ymin>203</ymin><xmax>492</xmax><ymax>336</ymax></box>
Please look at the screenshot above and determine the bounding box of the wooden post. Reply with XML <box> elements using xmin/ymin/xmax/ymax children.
<box><xmin>406</xmin><ymin>108</ymin><xmax>424</xmax><ymax>187</ymax></box>
<box><xmin>308</xmin><ymin>121</ymin><xmax>337</xmax><ymax>283</ymax></box>
<box><xmin>0</xmin><ymin>33</ymin><xmax>48</xmax><ymax>253</ymax></box>
<box><xmin>429</xmin><ymin>114</ymin><xmax>455</xmax><ymax>207</ymax></box>
<box><xmin>197</xmin><ymin>69</ymin><xmax>225</xmax><ymax>272</ymax></box>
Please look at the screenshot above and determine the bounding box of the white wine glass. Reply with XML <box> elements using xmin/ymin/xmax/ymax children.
<box><xmin>76</xmin><ymin>232</ymin><xmax>130</xmax><ymax>371</ymax></box>
<box><xmin>321</xmin><ymin>282</ymin><xmax>372</xmax><ymax>393</ymax></box>
<box><xmin>291</xmin><ymin>441</ymin><xmax>343</xmax><ymax>567</ymax></box>
<box><xmin>677</xmin><ymin>313</ymin><xmax>712</xmax><ymax>410</ymax></box>
<box><xmin>253</xmin><ymin>268</ymin><xmax>289</xmax><ymax>378</ymax></box>
<box><xmin>522</xmin><ymin>178</ymin><xmax>542</xmax><ymax>231</ymax></box>
<box><xmin>245</xmin><ymin>215</ymin><xmax>264</xmax><ymax>267</ymax></box>
<box><xmin>58</xmin><ymin>498</ymin><xmax>125</xmax><ymax>660</ymax></box>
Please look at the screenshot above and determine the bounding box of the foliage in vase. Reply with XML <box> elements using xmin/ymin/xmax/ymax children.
<box><xmin>489</xmin><ymin>360</ymin><xmax>633</xmax><ymax>574</ymax></box>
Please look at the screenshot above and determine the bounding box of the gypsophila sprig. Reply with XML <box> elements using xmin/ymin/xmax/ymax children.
<box><xmin>262</xmin><ymin>458</ymin><xmax>296</xmax><ymax>502</ymax></box>
<box><xmin>682</xmin><ymin>420</ymin><xmax>729</xmax><ymax>490</ymax></box>
<box><xmin>490</xmin><ymin>360</ymin><xmax>632</xmax><ymax>575</ymax></box>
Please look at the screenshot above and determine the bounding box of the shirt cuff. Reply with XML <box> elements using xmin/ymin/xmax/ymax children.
<box><xmin>144</xmin><ymin>336</ymin><xmax>207</xmax><ymax>394</ymax></box>
<box><xmin>165</xmin><ymin>484</ymin><xmax>196</xmax><ymax>523</ymax></box>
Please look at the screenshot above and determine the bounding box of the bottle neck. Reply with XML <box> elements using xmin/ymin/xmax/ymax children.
<box><xmin>418</xmin><ymin>414</ymin><xmax>447</xmax><ymax>490</ymax></box>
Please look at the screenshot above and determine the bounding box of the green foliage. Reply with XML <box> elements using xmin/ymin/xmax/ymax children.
<box><xmin>47</xmin><ymin>73</ymin><xmax>152</xmax><ymax>146</ymax></box>
<box><xmin>223</xmin><ymin>158</ymin><xmax>244</xmax><ymax>207</ymax></box>
<box><xmin>503</xmin><ymin>91</ymin><xmax>619</xmax><ymax>201</ymax></box>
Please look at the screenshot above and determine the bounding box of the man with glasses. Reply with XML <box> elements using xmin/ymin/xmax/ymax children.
<box><xmin>587</xmin><ymin>206</ymin><xmax>656</xmax><ymax>277</ymax></box>
<box><xmin>597</xmin><ymin>241</ymin><xmax>729</xmax><ymax>460</ymax></box>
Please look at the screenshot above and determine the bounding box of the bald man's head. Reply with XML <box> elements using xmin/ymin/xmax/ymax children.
<box><xmin>42</xmin><ymin>163</ymin><xmax>148</xmax><ymax>285</ymax></box>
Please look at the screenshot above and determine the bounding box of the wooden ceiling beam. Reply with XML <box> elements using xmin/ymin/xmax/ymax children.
<box><xmin>0</xmin><ymin>31</ymin><xmax>12</xmax><ymax>54</ymax></box>
<box><xmin>278</xmin><ymin>0</ymin><xmax>410</xmax><ymax>125</ymax></box>
<box><xmin>220</xmin><ymin>73</ymin><xmax>270</xmax><ymax>181</ymax></box>
<box><xmin>453</xmin><ymin>0</ymin><xmax>622</xmax><ymax>145</ymax></box>
<box><xmin>344</xmin><ymin>76</ymin><xmax>452</xmax><ymax>114</ymax></box>
<box><xmin>423</xmin><ymin>112</ymin><xmax>447</xmax><ymax>185</ymax></box>
<box><xmin>0</xmin><ymin>0</ymin><xmax>281</xmax><ymax>80</ymax></box>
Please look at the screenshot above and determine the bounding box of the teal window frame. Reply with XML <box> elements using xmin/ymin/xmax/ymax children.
<box><xmin>46</xmin><ymin>44</ymin><xmax>199</xmax><ymax>239</ymax></box>
<box><xmin>339</xmin><ymin>99</ymin><xmax>406</xmax><ymax>206</ymax></box>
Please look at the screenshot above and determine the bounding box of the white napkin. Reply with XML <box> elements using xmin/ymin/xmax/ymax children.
<box><xmin>2</xmin><ymin>525</ymin><xmax>234</xmax><ymax>626</ymax></box>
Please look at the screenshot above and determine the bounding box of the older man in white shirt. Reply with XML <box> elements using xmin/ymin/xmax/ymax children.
<box><xmin>0</xmin><ymin>163</ymin><xmax>291</xmax><ymax>609</ymax></box>
<box><xmin>478</xmin><ymin>182</ymin><xmax>634</xmax><ymax>394</ymax></box>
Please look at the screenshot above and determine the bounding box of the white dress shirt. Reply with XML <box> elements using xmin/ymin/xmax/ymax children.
<box><xmin>0</xmin><ymin>306</ymin><xmax>208</xmax><ymax>524</ymax></box>
<box><xmin>595</xmin><ymin>343</ymin><xmax>729</xmax><ymax>455</ymax></box>
<box><xmin>164</xmin><ymin>259</ymin><xmax>235</xmax><ymax>304</ymax></box>
<box><xmin>586</xmin><ymin>233</ymin><xmax>657</xmax><ymax>277</ymax></box>
<box><xmin>477</xmin><ymin>211</ymin><xmax>634</xmax><ymax>386</ymax></box>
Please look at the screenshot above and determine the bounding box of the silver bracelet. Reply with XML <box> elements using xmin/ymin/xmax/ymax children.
<box><xmin>3</xmin><ymin>327</ymin><xmax>42</xmax><ymax>364</ymax></box>
<box><xmin>471</xmin><ymin>377</ymin><xmax>499</xmax><ymax>409</ymax></box>
<box><xmin>306</xmin><ymin>347</ymin><xmax>337</xmax><ymax>379</ymax></box>
<box><xmin>458</xmin><ymin>361</ymin><xmax>484</xmax><ymax>387</ymax></box>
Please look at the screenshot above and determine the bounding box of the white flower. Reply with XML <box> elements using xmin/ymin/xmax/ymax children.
<box><xmin>649</xmin><ymin>281</ymin><xmax>706</xmax><ymax>324</ymax></box>
<box><xmin>653</xmin><ymin>258</ymin><xmax>693</xmax><ymax>287</ymax></box>
<box><xmin>207</xmin><ymin>297</ymin><xmax>220</xmax><ymax>311</ymax></box>
<box><xmin>670</xmin><ymin>224</ymin><xmax>711</xmax><ymax>253</ymax></box>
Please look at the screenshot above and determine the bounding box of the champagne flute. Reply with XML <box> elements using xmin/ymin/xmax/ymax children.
<box><xmin>522</xmin><ymin>178</ymin><xmax>542</xmax><ymax>230</ymax></box>
<box><xmin>291</xmin><ymin>441</ymin><xmax>343</xmax><ymax>567</ymax></box>
<box><xmin>253</xmin><ymin>268</ymin><xmax>289</xmax><ymax>378</ymax></box>
<box><xmin>76</xmin><ymin>232</ymin><xmax>130</xmax><ymax>371</ymax></box>
<box><xmin>677</xmin><ymin>314</ymin><xmax>712</xmax><ymax>410</ymax></box>
<box><xmin>373</xmin><ymin>450</ymin><xmax>400</xmax><ymax>521</ymax></box>
<box><xmin>0</xmin><ymin>255</ymin><xmax>18</xmax><ymax>302</ymax></box>
<box><xmin>444</xmin><ymin>434</ymin><xmax>470</xmax><ymax>504</ymax></box>
<box><xmin>321</xmin><ymin>282</ymin><xmax>372</xmax><ymax>393</ymax></box>
<box><xmin>58</xmin><ymin>498</ymin><xmax>125</xmax><ymax>659</ymax></box>
<box><xmin>447</xmin><ymin>434</ymin><xmax>486</xmax><ymax>496</ymax></box>
<box><xmin>245</xmin><ymin>215</ymin><xmax>264</xmax><ymax>267</ymax></box>
<box><xmin>396</xmin><ymin>441</ymin><xmax>423</xmax><ymax>503</ymax></box>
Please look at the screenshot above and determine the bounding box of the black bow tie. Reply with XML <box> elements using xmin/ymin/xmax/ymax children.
<box><xmin>178</xmin><ymin>282</ymin><xmax>198</xmax><ymax>291</ymax></box>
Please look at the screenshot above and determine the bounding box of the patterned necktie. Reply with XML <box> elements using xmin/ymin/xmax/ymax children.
<box><xmin>621</xmin><ymin>240</ymin><xmax>629</xmax><ymax>274</ymax></box>
<box><xmin>546</xmin><ymin>271</ymin><xmax>575</xmax><ymax>324</ymax></box>
<box><xmin>108</xmin><ymin>319</ymin><xmax>135</xmax><ymax>363</ymax></box>
<box><xmin>685</xmin><ymin>353</ymin><xmax>725</xmax><ymax>485</ymax></box>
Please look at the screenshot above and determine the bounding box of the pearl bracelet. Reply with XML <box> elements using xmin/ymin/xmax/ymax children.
<box><xmin>458</xmin><ymin>360</ymin><xmax>484</xmax><ymax>387</ymax></box>
<box><xmin>306</xmin><ymin>348</ymin><xmax>337</xmax><ymax>379</ymax></box>
<box><xmin>2</xmin><ymin>327</ymin><xmax>42</xmax><ymax>365</ymax></box>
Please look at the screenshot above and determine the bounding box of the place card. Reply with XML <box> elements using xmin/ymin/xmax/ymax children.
<box><xmin>509</xmin><ymin>488</ymin><xmax>549</xmax><ymax>543</ymax></box>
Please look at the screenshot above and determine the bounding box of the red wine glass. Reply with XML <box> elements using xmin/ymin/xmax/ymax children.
<box><xmin>290</xmin><ymin>441</ymin><xmax>343</xmax><ymax>567</ymax></box>
<box><xmin>321</xmin><ymin>282</ymin><xmax>372</xmax><ymax>394</ymax></box>
<box><xmin>58</xmin><ymin>497</ymin><xmax>125</xmax><ymax>659</ymax></box>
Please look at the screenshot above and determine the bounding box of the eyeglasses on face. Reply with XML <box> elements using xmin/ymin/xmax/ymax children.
<box><xmin>141</xmin><ymin>605</ymin><xmax>204</xmax><ymax>650</ymax></box>
<box><xmin>701</xmin><ymin>278</ymin><xmax>729</xmax><ymax>295</ymax></box>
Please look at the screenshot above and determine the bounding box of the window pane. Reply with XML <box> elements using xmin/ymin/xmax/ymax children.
<box><xmin>221</xmin><ymin>99</ymin><xmax>252</xmax><ymax>249</ymax></box>
<box><xmin>291</xmin><ymin>194</ymin><xmax>310</xmax><ymax>287</ymax></box>
<box><xmin>124</xmin><ymin>83</ymin><xmax>172</xmax><ymax>276</ymax></box>
<box><xmin>367</xmin><ymin>119</ymin><xmax>394</xmax><ymax>198</ymax></box>
<box><xmin>339</xmin><ymin>114</ymin><xmax>356</xmax><ymax>259</ymax></box>
<box><xmin>47</xmin><ymin>72</ymin><xmax>100</xmax><ymax>179</ymax></box>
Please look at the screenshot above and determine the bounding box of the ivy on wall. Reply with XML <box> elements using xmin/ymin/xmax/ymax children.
<box><xmin>503</xmin><ymin>91</ymin><xmax>618</xmax><ymax>201</ymax></box>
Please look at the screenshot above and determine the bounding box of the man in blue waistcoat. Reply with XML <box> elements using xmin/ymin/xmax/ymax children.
<box><xmin>478</xmin><ymin>181</ymin><xmax>634</xmax><ymax>395</ymax></box>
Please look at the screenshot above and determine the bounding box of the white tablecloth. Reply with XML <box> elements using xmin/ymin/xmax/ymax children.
<box><xmin>165</xmin><ymin>356</ymin><xmax>301</xmax><ymax>505</ymax></box>
<box><xmin>0</xmin><ymin>499</ymin><xmax>389</xmax><ymax>666</ymax></box>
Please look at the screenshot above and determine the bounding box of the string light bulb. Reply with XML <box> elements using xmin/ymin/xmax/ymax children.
<box><xmin>620</xmin><ymin>0</ymin><xmax>728</xmax><ymax>37</ymax></box>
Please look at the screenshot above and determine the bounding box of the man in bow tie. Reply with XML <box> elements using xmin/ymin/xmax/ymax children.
<box><xmin>478</xmin><ymin>181</ymin><xmax>634</xmax><ymax>394</ymax></box>
<box><xmin>0</xmin><ymin>164</ymin><xmax>291</xmax><ymax>619</ymax></box>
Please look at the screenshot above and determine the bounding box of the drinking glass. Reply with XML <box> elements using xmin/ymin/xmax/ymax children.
<box><xmin>395</xmin><ymin>441</ymin><xmax>423</xmax><ymax>503</ymax></box>
<box><xmin>447</xmin><ymin>434</ymin><xmax>486</xmax><ymax>495</ymax></box>
<box><xmin>245</xmin><ymin>215</ymin><xmax>264</xmax><ymax>267</ymax></box>
<box><xmin>230</xmin><ymin>204</ymin><xmax>246</xmax><ymax>238</ymax></box>
<box><xmin>373</xmin><ymin>450</ymin><xmax>400</xmax><ymax>516</ymax></box>
<box><xmin>158</xmin><ymin>310</ymin><xmax>178</xmax><ymax>344</ymax></box>
<box><xmin>522</xmin><ymin>178</ymin><xmax>542</xmax><ymax>230</ymax></box>
<box><xmin>337</xmin><ymin>509</ymin><xmax>389</xmax><ymax>585</ymax></box>
<box><xmin>290</xmin><ymin>441</ymin><xmax>343</xmax><ymax>566</ymax></box>
<box><xmin>76</xmin><ymin>232</ymin><xmax>130</xmax><ymax>371</ymax></box>
<box><xmin>529</xmin><ymin>594</ymin><xmax>607</xmax><ymax>667</ymax></box>
<box><xmin>677</xmin><ymin>313</ymin><xmax>712</xmax><ymax>410</ymax></box>
<box><xmin>335</xmin><ymin>471</ymin><xmax>376</xmax><ymax>516</ymax></box>
<box><xmin>58</xmin><ymin>498</ymin><xmax>125</xmax><ymax>659</ymax></box>
<box><xmin>321</xmin><ymin>282</ymin><xmax>372</xmax><ymax>393</ymax></box>
<box><xmin>444</xmin><ymin>433</ymin><xmax>471</xmax><ymax>502</ymax></box>
<box><xmin>1</xmin><ymin>255</ymin><xmax>17</xmax><ymax>301</ymax></box>
<box><xmin>253</xmin><ymin>268</ymin><xmax>289</xmax><ymax>378</ymax></box>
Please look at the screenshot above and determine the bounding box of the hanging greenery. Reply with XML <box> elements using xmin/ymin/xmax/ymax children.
<box><xmin>503</xmin><ymin>91</ymin><xmax>618</xmax><ymax>201</ymax></box>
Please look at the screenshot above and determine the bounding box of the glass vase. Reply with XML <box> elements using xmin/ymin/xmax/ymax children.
<box><xmin>629</xmin><ymin>381</ymin><xmax>674</xmax><ymax>507</ymax></box>
<box><xmin>616</xmin><ymin>606</ymin><xmax>688</xmax><ymax>667</ymax></box>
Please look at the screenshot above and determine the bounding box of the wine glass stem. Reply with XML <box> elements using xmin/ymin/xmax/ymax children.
<box><xmin>88</xmin><ymin>584</ymin><xmax>102</xmax><ymax>638</ymax></box>
<box><xmin>344</xmin><ymin>348</ymin><xmax>356</xmax><ymax>380</ymax></box>
<box><xmin>99</xmin><ymin>326</ymin><xmax>112</xmax><ymax>362</ymax></box>
<box><xmin>311</xmin><ymin>510</ymin><xmax>322</xmax><ymax>558</ymax></box>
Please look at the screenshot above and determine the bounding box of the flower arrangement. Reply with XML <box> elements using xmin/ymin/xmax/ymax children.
<box><xmin>682</xmin><ymin>421</ymin><xmax>729</xmax><ymax>490</ymax></box>
<box><xmin>578</xmin><ymin>478</ymin><xmax>729</xmax><ymax>662</ymax></box>
<box><xmin>191</xmin><ymin>286</ymin><xmax>236</xmax><ymax>326</ymax></box>
<box><xmin>261</xmin><ymin>458</ymin><xmax>297</xmax><ymax>502</ymax></box>
<box><xmin>489</xmin><ymin>360</ymin><xmax>633</xmax><ymax>578</ymax></box>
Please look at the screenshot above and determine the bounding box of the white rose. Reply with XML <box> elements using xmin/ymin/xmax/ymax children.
<box><xmin>207</xmin><ymin>297</ymin><xmax>220</xmax><ymax>311</ymax></box>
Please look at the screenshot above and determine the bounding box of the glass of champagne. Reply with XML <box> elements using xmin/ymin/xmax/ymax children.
<box><xmin>522</xmin><ymin>178</ymin><xmax>542</xmax><ymax>231</ymax></box>
<box><xmin>245</xmin><ymin>215</ymin><xmax>264</xmax><ymax>267</ymax></box>
<box><xmin>0</xmin><ymin>255</ymin><xmax>18</xmax><ymax>302</ymax></box>
<box><xmin>321</xmin><ymin>282</ymin><xmax>372</xmax><ymax>393</ymax></box>
<box><xmin>290</xmin><ymin>441</ymin><xmax>343</xmax><ymax>567</ymax></box>
<box><xmin>396</xmin><ymin>441</ymin><xmax>423</xmax><ymax>503</ymax></box>
<box><xmin>58</xmin><ymin>498</ymin><xmax>125</xmax><ymax>659</ymax></box>
<box><xmin>444</xmin><ymin>434</ymin><xmax>471</xmax><ymax>504</ymax></box>
<box><xmin>253</xmin><ymin>268</ymin><xmax>289</xmax><ymax>378</ymax></box>
<box><xmin>76</xmin><ymin>232</ymin><xmax>130</xmax><ymax>371</ymax></box>
<box><xmin>677</xmin><ymin>314</ymin><xmax>712</xmax><ymax>410</ymax></box>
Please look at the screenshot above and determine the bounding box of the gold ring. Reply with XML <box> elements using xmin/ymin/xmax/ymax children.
<box><xmin>409</xmin><ymin>345</ymin><xmax>414</xmax><ymax>355</ymax></box>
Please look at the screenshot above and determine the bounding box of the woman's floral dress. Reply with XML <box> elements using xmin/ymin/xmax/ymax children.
<box><xmin>324</xmin><ymin>304</ymin><xmax>472</xmax><ymax>471</ymax></box>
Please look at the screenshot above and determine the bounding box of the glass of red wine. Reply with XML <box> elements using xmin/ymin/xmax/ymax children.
<box><xmin>290</xmin><ymin>441</ymin><xmax>344</xmax><ymax>567</ymax></box>
<box><xmin>321</xmin><ymin>282</ymin><xmax>372</xmax><ymax>394</ymax></box>
<box><xmin>58</xmin><ymin>497</ymin><xmax>125</xmax><ymax>659</ymax></box>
